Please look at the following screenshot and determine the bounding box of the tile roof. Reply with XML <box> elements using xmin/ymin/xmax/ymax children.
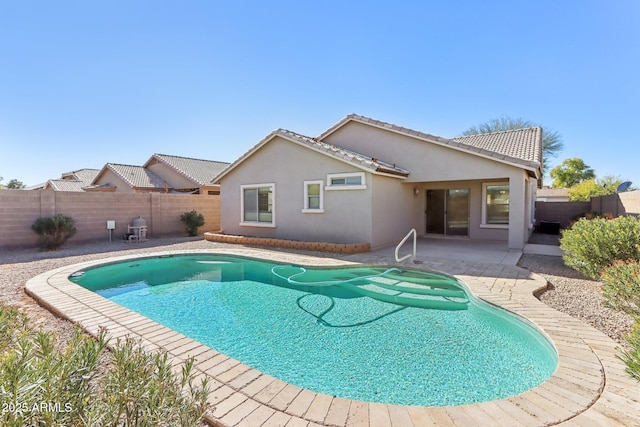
<box><xmin>326</xmin><ymin>114</ymin><xmax>542</xmax><ymax>174</ymax></box>
<box><xmin>104</xmin><ymin>163</ymin><xmax>167</xmax><ymax>189</ymax></box>
<box><xmin>452</xmin><ymin>128</ymin><xmax>542</xmax><ymax>166</ymax></box>
<box><xmin>276</xmin><ymin>129</ymin><xmax>410</xmax><ymax>177</ymax></box>
<box><xmin>149</xmin><ymin>154</ymin><xmax>230</xmax><ymax>186</ymax></box>
<box><xmin>46</xmin><ymin>179</ymin><xmax>88</xmax><ymax>192</ymax></box>
<box><xmin>43</xmin><ymin>168</ymin><xmax>101</xmax><ymax>191</ymax></box>
<box><xmin>213</xmin><ymin>129</ymin><xmax>409</xmax><ymax>183</ymax></box>
<box><xmin>215</xmin><ymin>114</ymin><xmax>543</xmax><ymax>183</ymax></box>
<box><xmin>61</xmin><ymin>168</ymin><xmax>100</xmax><ymax>184</ymax></box>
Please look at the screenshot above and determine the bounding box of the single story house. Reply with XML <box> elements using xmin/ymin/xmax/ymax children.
<box><xmin>536</xmin><ymin>187</ymin><xmax>570</xmax><ymax>202</ymax></box>
<box><xmin>86</xmin><ymin>154</ymin><xmax>230</xmax><ymax>194</ymax></box>
<box><xmin>32</xmin><ymin>169</ymin><xmax>100</xmax><ymax>192</ymax></box>
<box><xmin>143</xmin><ymin>154</ymin><xmax>229</xmax><ymax>195</ymax></box>
<box><xmin>213</xmin><ymin>114</ymin><xmax>542</xmax><ymax>250</ymax></box>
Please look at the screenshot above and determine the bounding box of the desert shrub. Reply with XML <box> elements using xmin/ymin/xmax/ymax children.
<box><xmin>0</xmin><ymin>306</ymin><xmax>107</xmax><ymax>426</ymax></box>
<box><xmin>0</xmin><ymin>305</ymin><xmax>210</xmax><ymax>427</ymax></box>
<box><xmin>601</xmin><ymin>260</ymin><xmax>640</xmax><ymax>317</ymax></box>
<box><xmin>99</xmin><ymin>337</ymin><xmax>210</xmax><ymax>426</ymax></box>
<box><xmin>31</xmin><ymin>213</ymin><xmax>77</xmax><ymax>250</ymax></box>
<box><xmin>560</xmin><ymin>215</ymin><xmax>640</xmax><ymax>279</ymax></box>
<box><xmin>180</xmin><ymin>210</ymin><xmax>205</xmax><ymax>236</ymax></box>
<box><xmin>620</xmin><ymin>321</ymin><xmax>640</xmax><ymax>381</ymax></box>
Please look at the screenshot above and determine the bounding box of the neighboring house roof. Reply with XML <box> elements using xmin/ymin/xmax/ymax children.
<box><xmin>320</xmin><ymin>114</ymin><xmax>542</xmax><ymax>177</ymax></box>
<box><xmin>537</xmin><ymin>187</ymin><xmax>570</xmax><ymax>200</ymax></box>
<box><xmin>45</xmin><ymin>179</ymin><xmax>88</xmax><ymax>192</ymax></box>
<box><xmin>61</xmin><ymin>168</ymin><xmax>101</xmax><ymax>183</ymax></box>
<box><xmin>41</xmin><ymin>168</ymin><xmax>101</xmax><ymax>192</ymax></box>
<box><xmin>213</xmin><ymin>128</ymin><xmax>410</xmax><ymax>184</ymax></box>
<box><xmin>93</xmin><ymin>163</ymin><xmax>167</xmax><ymax>190</ymax></box>
<box><xmin>145</xmin><ymin>154</ymin><xmax>230</xmax><ymax>187</ymax></box>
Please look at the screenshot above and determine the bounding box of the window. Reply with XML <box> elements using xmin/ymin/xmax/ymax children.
<box><xmin>482</xmin><ymin>182</ymin><xmax>509</xmax><ymax>227</ymax></box>
<box><xmin>302</xmin><ymin>180</ymin><xmax>324</xmax><ymax>213</ymax></box>
<box><xmin>326</xmin><ymin>172</ymin><xmax>366</xmax><ymax>190</ymax></box>
<box><xmin>241</xmin><ymin>184</ymin><xmax>275</xmax><ymax>226</ymax></box>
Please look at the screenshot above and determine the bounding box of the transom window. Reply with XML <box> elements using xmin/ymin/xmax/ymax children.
<box><xmin>482</xmin><ymin>182</ymin><xmax>509</xmax><ymax>227</ymax></box>
<box><xmin>326</xmin><ymin>172</ymin><xmax>366</xmax><ymax>190</ymax></box>
<box><xmin>241</xmin><ymin>184</ymin><xmax>275</xmax><ymax>226</ymax></box>
<box><xmin>302</xmin><ymin>180</ymin><xmax>324</xmax><ymax>213</ymax></box>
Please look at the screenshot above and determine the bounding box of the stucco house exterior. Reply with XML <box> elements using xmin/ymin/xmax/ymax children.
<box><xmin>213</xmin><ymin>114</ymin><xmax>542</xmax><ymax>250</ymax></box>
<box><xmin>86</xmin><ymin>154</ymin><xmax>230</xmax><ymax>194</ymax></box>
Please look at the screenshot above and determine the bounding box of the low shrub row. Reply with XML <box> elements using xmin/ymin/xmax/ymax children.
<box><xmin>0</xmin><ymin>305</ymin><xmax>210</xmax><ymax>426</ymax></box>
<box><xmin>31</xmin><ymin>210</ymin><xmax>207</xmax><ymax>250</ymax></box>
<box><xmin>560</xmin><ymin>215</ymin><xmax>640</xmax><ymax>380</ymax></box>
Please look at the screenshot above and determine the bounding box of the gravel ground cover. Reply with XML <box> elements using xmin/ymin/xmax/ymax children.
<box><xmin>0</xmin><ymin>235</ymin><xmax>634</xmax><ymax>350</ymax></box>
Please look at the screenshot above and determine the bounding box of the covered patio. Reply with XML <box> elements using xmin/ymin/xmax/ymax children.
<box><xmin>357</xmin><ymin>235</ymin><xmax>562</xmax><ymax>267</ymax></box>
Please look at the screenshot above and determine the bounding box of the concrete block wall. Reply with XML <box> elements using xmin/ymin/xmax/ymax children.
<box><xmin>534</xmin><ymin>201</ymin><xmax>591</xmax><ymax>229</ymax></box>
<box><xmin>535</xmin><ymin>190</ymin><xmax>640</xmax><ymax>231</ymax></box>
<box><xmin>591</xmin><ymin>190</ymin><xmax>640</xmax><ymax>217</ymax></box>
<box><xmin>0</xmin><ymin>190</ymin><xmax>220</xmax><ymax>249</ymax></box>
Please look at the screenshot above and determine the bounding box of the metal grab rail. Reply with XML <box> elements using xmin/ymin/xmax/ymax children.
<box><xmin>395</xmin><ymin>228</ymin><xmax>417</xmax><ymax>263</ymax></box>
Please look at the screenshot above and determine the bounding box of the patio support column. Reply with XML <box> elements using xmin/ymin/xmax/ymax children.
<box><xmin>508</xmin><ymin>174</ymin><xmax>526</xmax><ymax>250</ymax></box>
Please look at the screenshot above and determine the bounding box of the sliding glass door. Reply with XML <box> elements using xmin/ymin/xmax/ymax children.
<box><xmin>426</xmin><ymin>189</ymin><xmax>469</xmax><ymax>236</ymax></box>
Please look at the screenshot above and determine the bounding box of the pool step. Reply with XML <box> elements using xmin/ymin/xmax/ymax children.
<box><xmin>363</xmin><ymin>276</ymin><xmax>467</xmax><ymax>298</ymax></box>
<box><xmin>347</xmin><ymin>279</ymin><xmax>469</xmax><ymax>310</ymax></box>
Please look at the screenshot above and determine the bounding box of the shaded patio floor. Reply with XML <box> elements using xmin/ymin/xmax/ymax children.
<box><xmin>365</xmin><ymin>236</ymin><xmax>562</xmax><ymax>266</ymax></box>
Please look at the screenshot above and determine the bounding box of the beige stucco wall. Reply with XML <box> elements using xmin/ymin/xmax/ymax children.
<box><xmin>93</xmin><ymin>169</ymin><xmax>135</xmax><ymax>193</ymax></box>
<box><xmin>146</xmin><ymin>162</ymin><xmax>194</xmax><ymax>190</ymax></box>
<box><xmin>370</xmin><ymin>176</ymin><xmax>418</xmax><ymax>249</ymax></box>
<box><xmin>325</xmin><ymin>122</ymin><xmax>533</xmax><ymax>249</ymax></box>
<box><xmin>323</xmin><ymin>122</ymin><xmax>526</xmax><ymax>182</ymax></box>
<box><xmin>219</xmin><ymin>136</ymin><xmax>377</xmax><ymax>244</ymax></box>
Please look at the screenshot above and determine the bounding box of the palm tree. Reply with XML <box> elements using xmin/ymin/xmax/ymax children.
<box><xmin>461</xmin><ymin>116</ymin><xmax>563</xmax><ymax>174</ymax></box>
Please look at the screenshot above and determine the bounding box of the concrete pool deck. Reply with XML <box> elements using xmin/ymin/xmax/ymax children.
<box><xmin>25</xmin><ymin>245</ymin><xmax>640</xmax><ymax>427</ymax></box>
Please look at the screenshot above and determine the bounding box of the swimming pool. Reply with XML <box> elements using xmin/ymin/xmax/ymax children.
<box><xmin>71</xmin><ymin>254</ymin><xmax>557</xmax><ymax>407</ymax></box>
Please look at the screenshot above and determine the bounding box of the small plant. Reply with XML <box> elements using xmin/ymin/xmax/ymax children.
<box><xmin>560</xmin><ymin>215</ymin><xmax>640</xmax><ymax>279</ymax></box>
<box><xmin>619</xmin><ymin>321</ymin><xmax>640</xmax><ymax>381</ymax></box>
<box><xmin>31</xmin><ymin>213</ymin><xmax>77</xmax><ymax>250</ymax></box>
<box><xmin>602</xmin><ymin>260</ymin><xmax>640</xmax><ymax>317</ymax></box>
<box><xmin>180</xmin><ymin>210</ymin><xmax>205</xmax><ymax>236</ymax></box>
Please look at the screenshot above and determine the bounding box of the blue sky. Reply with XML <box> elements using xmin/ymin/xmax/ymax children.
<box><xmin>1</xmin><ymin>1</ymin><xmax>638</xmax><ymax>187</ymax></box>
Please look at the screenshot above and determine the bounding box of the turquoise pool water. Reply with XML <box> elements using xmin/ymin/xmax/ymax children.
<box><xmin>71</xmin><ymin>254</ymin><xmax>557</xmax><ymax>406</ymax></box>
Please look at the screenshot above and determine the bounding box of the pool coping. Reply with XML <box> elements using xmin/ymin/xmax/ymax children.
<box><xmin>25</xmin><ymin>247</ymin><xmax>640</xmax><ymax>427</ymax></box>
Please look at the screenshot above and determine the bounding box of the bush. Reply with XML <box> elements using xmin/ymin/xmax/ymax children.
<box><xmin>180</xmin><ymin>210</ymin><xmax>205</xmax><ymax>236</ymax></box>
<box><xmin>620</xmin><ymin>320</ymin><xmax>640</xmax><ymax>382</ymax></box>
<box><xmin>601</xmin><ymin>260</ymin><xmax>640</xmax><ymax>317</ymax></box>
<box><xmin>0</xmin><ymin>305</ymin><xmax>210</xmax><ymax>427</ymax></box>
<box><xmin>31</xmin><ymin>214</ymin><xmax>77</xmax><ymax>250</ymax></box>
<box><xmin>560</xmin><ymin>215</ymin><xmax>640</xmax><ymax>279</ymax></box>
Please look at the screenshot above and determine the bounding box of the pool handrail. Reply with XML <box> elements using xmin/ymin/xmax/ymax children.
<box><xmin>395</xmin><ymin>228</ymin><xmax>417</xmax><ymax>263</ymax></box>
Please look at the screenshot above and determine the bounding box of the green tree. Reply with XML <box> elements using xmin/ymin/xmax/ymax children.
<box><xmin>549</xmin><ymin>158</ymin><xmax>595</xmax><ymax>188</ymax></box>
<box><xmin>6</xmin><ymin>179</ymin><xmax>25</xmax><ymax>189</ymax></box>
<box><xmin>568</xmin><ymin>178</ymin><xmax>614</xmax><ymax>201</ymax></box>
<box><xmin>461</xmin><ymin>116</ymin><xmax>564</xmax><ymax>174</ymax></box>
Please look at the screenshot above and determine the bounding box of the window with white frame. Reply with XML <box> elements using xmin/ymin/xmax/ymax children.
<box><xmin>241</xmin><ymin>183</ymin><xmax>275</xmax><ymax>226</ymax></box>
<box><xmin>482</xmin><ymin>182</ymin><xmax>509</xmax><ymax>227</ymax></box>
<box><xmin>302</xmin><ymin>180</ymin><xmax>324</xmax><ymax>213</ymax></box>
<box><xmin>325</xmin><ymin>172</ymin><xmax>366</xmax><ymax>190</ymax></box>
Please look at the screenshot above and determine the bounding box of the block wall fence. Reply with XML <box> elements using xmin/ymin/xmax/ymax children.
<box><xmin>0</xmin><ymin>189</ymin><xmax>220</xmax><ymax>249</ymax></box>
<box><xmin>535</xmin><ymin>190</ymin><xmax>640</xmax><ymax>230</ymax></box>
